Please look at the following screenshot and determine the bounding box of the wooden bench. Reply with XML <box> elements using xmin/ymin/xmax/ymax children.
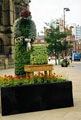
<box><xmin>24</xmin><ymin>64</ymin><xmax>54</xmax><ymax>80</ymax></box>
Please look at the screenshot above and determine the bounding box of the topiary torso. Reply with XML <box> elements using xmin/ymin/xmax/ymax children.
<box><xmin>13</xmin><ymin>18</ymin><xmax>36</xmax><ymax>42</ymax></box>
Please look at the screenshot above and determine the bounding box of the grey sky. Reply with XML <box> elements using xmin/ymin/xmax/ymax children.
<box><xmin>30</xmin><ymin>0</ymin><xmax>81</xmax><ymax>33</ymax></box>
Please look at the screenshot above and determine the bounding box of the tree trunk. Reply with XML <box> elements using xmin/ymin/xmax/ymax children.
<box><xmin>55</xmin><ymin>56</ymin><xmax>57</xmax><ymax>65</ymax></box>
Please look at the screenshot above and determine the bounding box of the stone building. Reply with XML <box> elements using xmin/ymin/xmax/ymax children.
<box><xmin>0</xmin><ymin>0</ymin><xmax>30</xmax><ymax>58</ymax></box>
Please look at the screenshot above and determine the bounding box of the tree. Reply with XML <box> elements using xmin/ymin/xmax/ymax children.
<box><xmin>62</xmin><ymin>40</ymin><xmax>73</xmax><ymax>56</ymax></box>
<box><xmin>44</xmin><ymin>20</ymin><xmax>66</xmax><ymax>65</ymax></box>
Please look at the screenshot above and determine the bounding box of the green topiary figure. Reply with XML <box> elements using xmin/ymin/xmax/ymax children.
<box><xmin>13</xmin><ymin>10</ymin><xmax>36</xmax><ymax>76</ymax></box>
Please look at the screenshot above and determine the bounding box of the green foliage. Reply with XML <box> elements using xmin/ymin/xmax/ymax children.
<box><xmin>0</xmin><ymin>73</ymin><xmax>67</xmax><ymax>87</ymax></box>
<box><xmin>65</xmin><ymin>30</ymin><xmax>72</xmax><ymax>36</ymax></box>
<box><xmin>13</xmin><ymin>18</ymin><xmax>36</xmax><ymax>42</ymax></box>
<box><xmin>15</xmin><ymin>43</ymin><xmax>48</xmax><ymax>76</ymax></box>
<box><xmin>44</xmin><ymin>20</ymin><xmax>66</xmax><ymax>57</ymax></box>
<box><xmin>15</xmin><ymin>41</ymin><xmax>31</xmax><ymax>76</ymax></box>
<box><xmin>60</xmin><ymin>59</ymin><xmax>70</xmax><ymax>67</ymax></box>
<box><xmin>62</xmin><ymin>40</ymin><xmax>73</xmax><ymax>51</ymax></box>
<box><xmin>44</xmin><ymin>20</ymin><xmax>73</xmax><ymax>58</ymax></box>
<box><xmin>30</xmin><ymin>45</ymin><xmax>48</xmax><ymax>65</ymax></box>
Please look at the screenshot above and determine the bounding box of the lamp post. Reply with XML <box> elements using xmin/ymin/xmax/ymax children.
<box><xmin>64</xmin><ymin>8</ymin><xmax>70</xmax><ymax>31</ymax></box>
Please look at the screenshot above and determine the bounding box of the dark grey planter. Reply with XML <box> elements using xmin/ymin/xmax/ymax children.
<box><xmin>0</xmin><ymin>81</ymin><xmax>74</xmax><ymax>116</ymax></box>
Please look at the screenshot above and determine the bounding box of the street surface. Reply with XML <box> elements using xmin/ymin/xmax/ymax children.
<box><xmin>71</xmin><ymin>61</ymin><xmax>81</xmax><ymax>73</ymax></box>
<box><xmin>0</xmin><ymin>61</ymin><xmax>81</xmax><ymax>76</ymax></box>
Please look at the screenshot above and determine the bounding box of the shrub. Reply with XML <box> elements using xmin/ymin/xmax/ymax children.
<box><xmin>30</xmin><ymin>45</ymin><xmax>48</xmax><ymax>65</ymax></box>
<box><xmin>60</xmin><ymin>59</ymin><xmax>70</xmax><ymax>67</ymax></box>
<box><xmin>15</xmin><ymin>40</ymin><xmax>30</xmax><ymax>76</ymax></box>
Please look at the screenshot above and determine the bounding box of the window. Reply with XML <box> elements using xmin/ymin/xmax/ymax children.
<box><xmin>16</xmin><ymin>8</ymin><xmax>20</xmax><ymax>19</ymax></box>
<box><xmin>0</xmin><ymin>38</ymin><xmax>4</xmax><ymax>53</ymax></box>
<box><xmin>0</xmin><ymin>5</ymin><xmax>2</xmax><ymax>25</ymax></box>
<box><xmin>16</xmin><ymin>7</ymin><xmax>23</xmax><ymax>19</ymax></box>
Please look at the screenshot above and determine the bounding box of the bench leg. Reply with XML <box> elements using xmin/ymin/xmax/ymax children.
<box><xmin>49</xmin><ymin>70</ymin><xmax>52</xmax><ymax>78</ymax></box>
<box><xmin>26</xmin><ymin>72</ymin><xmax>30</xmax><ymax>79</ymax></box>
<box><xmin>30</xmin><ymin>72</ymin><xmax>33</xmax><ymax>80</ymax></box>
<box><xmin>44</xmin><ymin>71</ymin><xmax>48</xmax><ymax>79</ymax></box>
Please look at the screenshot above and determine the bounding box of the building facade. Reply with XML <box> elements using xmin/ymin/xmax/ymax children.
<box><xmin>34</xmin><ymin>35</ymin><xmax>47</xmax><ymax>45</ymax></box>
<box><xmin>72</xmin><ymin>25</ymin><xmax>81</xmax><ymax>40</ymax></box>
<box><xmin>72</xmin><ymin>25</ymin><xmax>81</xmax><ymax>53</ymax></box>
<box><xmin>0</xmin><ymin>0</ymin><xmax>30</xmax><ymax>58</ymax></box>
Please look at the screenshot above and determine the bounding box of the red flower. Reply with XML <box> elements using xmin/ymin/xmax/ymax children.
<box><xmin>4</xmin><ymin>78</ymin><xmax>8</xmax><ymax>82</ymax></box>
<box><xmin>37</xmin><ymin>72</ymin><xmax>41</xmax><ymax>78</ymax></box>
<box><xmin>40</xmin><ymin>73</ymin><xmax>44</xmax><ymax>76</ymax></box>
<box><xmin>49</xmin><ymin>77</ymin><xmax>52</xmax><ymax>80</ymax></box>
<box><xmin>19</xmin><ymin>9</ymin><xmax>31</xmax><ymax>18</ymax></box>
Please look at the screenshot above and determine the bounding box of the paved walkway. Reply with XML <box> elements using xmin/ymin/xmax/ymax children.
<box><xmin>0</xmin><ymin>64</ymin><xmax>81</xmax><ymax>120</ymax></box>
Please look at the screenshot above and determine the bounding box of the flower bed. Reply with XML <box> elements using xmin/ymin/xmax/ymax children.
<box><xmin>0</xmin><ymin>73</ymin><xmax>66</xmax><ymax>87</ymax></box>
<box><xmin>0</xmin><ymin>73</ymin><xmax>73</xmax><ymax>116</ymax></box>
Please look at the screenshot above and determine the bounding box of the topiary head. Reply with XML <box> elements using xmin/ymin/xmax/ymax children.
<box><xmin>19</xmin><ymin>9</ymin><xmax>31</xmax><ymax>18</ymax></box>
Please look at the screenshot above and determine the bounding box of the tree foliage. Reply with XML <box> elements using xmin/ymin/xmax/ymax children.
<box><xmin>44</xmin><ymin>20</ymin><xmax>66</xmax><ymax>57</ymax></box>
<box><xmin>44</xmin><ymin>20</ymin><xmax>73</xmax><ymax>58</ymax></box>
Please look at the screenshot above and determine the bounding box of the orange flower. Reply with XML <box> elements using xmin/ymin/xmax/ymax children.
<box><xmin>4</xmin><ymin>78</ymin><xmax>8</xmax><ymax>82</ymax></box>
<box><xmin>49</xmin><ymin>77</ymin><xmax>52</xmax><ymax>80</ymax></box>
<box><xmin>38</xmin><ymin>72</ymin><xmax>41</xmax><ymax>78</ymax></box>
<box><xmin>40</xmin><ymin>73</ymin><xmax>44</xmax><ymax>76</ymax></box>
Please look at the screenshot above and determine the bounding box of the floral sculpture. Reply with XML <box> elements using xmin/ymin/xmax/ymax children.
<box><xmin>13</xmin><ymin>9</ymin><xmax>36</xmax><ymax>76</ymax></box>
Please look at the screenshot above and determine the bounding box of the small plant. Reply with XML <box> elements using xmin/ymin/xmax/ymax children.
<box><xmin>0</xmin><ymin>73</ymin><xmax>67</xmax><ymax>87</ymax></box>
<box><xmin>60</xmin><ymin>59</ymin><xmax>70</xmax><ymax>67</ymax></box>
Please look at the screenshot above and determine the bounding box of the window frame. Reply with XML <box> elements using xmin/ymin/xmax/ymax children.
<box><xmin>0</xmin><ymin>4</ymin><xmax>2</xmax><ymax>25</ymax></box>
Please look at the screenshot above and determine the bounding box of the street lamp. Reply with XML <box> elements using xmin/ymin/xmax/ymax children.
<box><xmin>64</xmin><ymin>8</ymin><xmax>70</xmax><ymax>31</ymax></box>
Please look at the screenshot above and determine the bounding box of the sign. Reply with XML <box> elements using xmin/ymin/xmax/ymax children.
<box><xmin>59</xmin><ymin>19</ymin><xmax>64</xmax><ymax>32</ymax></box>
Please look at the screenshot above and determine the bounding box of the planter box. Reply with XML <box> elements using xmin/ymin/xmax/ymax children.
<box><xmin>0</xmin><ymin>81</ymin><xmax>74</xmax><ymax>116</ymax></box>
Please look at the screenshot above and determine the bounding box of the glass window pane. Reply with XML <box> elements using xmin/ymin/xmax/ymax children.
<box><xmin>0</xmin><ymin>5</ymin><xmax>2</xmax><ymax>24</ymax></box>
<box><xmin>16</xmin><ymin>7</ymin><xmax>20</xmax><ymax>19</ymax></box>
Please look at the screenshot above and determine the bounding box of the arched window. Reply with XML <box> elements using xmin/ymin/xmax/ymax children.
<box><xmin>0</xmin><ymin>38</ymin><xmax>4</xmax><ymax>54</ymax></box>
<box><xmin>16</xmin><ymin>7</ymin><xmax>23</xmax><ymax>19</ymax></box>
